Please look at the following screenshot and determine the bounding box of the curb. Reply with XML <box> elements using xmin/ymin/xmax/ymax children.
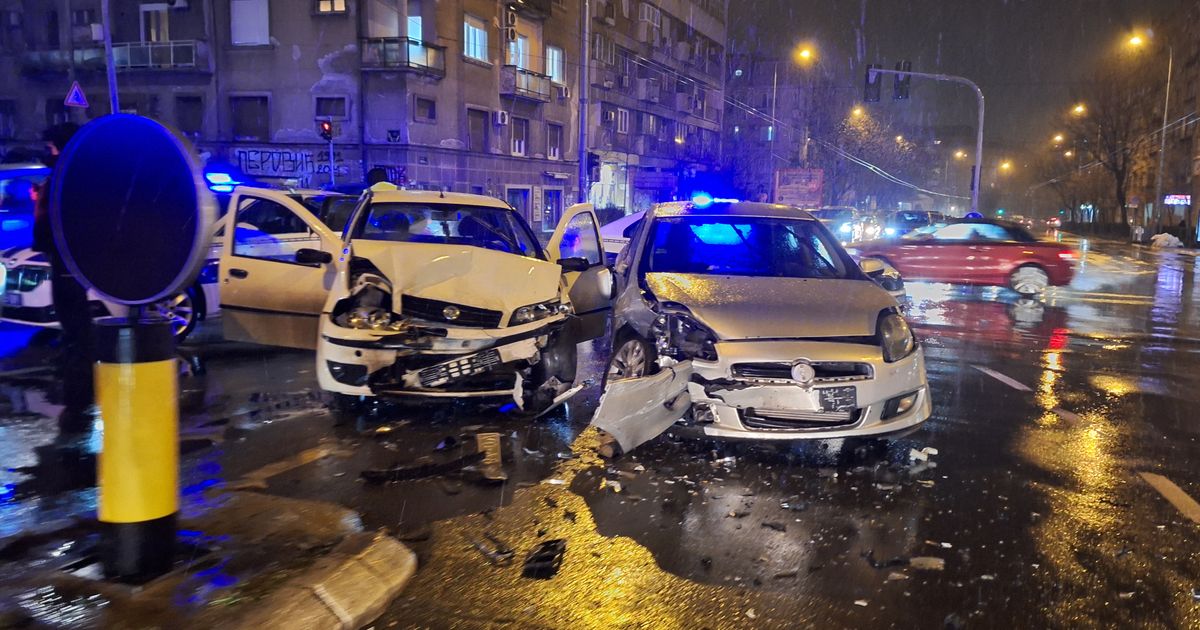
<box><xmin>229</xmin><ymin>531</ymin><xmax>418</xmax><ymax>630</ymax></box>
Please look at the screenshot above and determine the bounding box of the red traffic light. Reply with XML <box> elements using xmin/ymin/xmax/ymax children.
<box><xmin>318</xmin><ymin>119</ymin><xmax>333</xmax><ymax>141</ymax></box>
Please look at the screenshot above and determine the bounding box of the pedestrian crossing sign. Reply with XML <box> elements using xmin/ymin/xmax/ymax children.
<box><xmin>64</xmin><ymin>82</ymin><xmax>89</xmax><ymax>109</ymax></box>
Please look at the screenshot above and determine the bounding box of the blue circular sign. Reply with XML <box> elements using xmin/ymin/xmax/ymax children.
<box><xmin>50</xmin><ymin>115</ymin><xmax>215</xmax><ymax>305</ymax></box>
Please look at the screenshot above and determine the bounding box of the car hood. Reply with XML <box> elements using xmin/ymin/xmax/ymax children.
<box><xmin>1</xmin><ymin>247</ymin><xmax>47</xmax><ymax>267</ymax></box>
<box><xmin>644</xmin><ymin>272</ymin><xmax>895</xmax><ymax>340</ymax></box>
<box><xmin>351</xmin><ymin>241</ymin><xmax>561</xmax><ymax>315</ymax></box>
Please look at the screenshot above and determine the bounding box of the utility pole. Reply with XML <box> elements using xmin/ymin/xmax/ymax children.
<box><xmin>1153</xmin><ymin>45</ymin><xmax>1173</xmax><ymax>232</ymax></box>
<box><xmin>869</xmin><ymin>67</ymin><xmax>985</xmax><ymax>215</ymax></box>
<box><xmin>576</xmin><ymin>0</ymin><xmax>591</xmax><ymax>203</ymax></box>
<box><xmin>101</xmin><ymin>0</ymin><xmax>119</xmax><ymax>113</ymax></box>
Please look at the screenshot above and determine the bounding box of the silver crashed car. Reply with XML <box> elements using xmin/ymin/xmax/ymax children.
<box><xmin>592</xmin><ymin>200</ymin><xmax>931</xmax><ymax>451</ymax></box>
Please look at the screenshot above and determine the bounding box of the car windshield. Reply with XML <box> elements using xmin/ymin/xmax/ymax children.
<box><xmin>294</xmin><ymin>194</ymin><xmax>359</xmax><ymax>232</ymax></box>
<box><xmin>353</xmin><ymin>202</ymin><xmax>543</xmax><ymax>259</ymax></box>
<box><xmin>645</xmin><ymin>216</ymin><xmax>851</xmax><ymax>279</ymax></box>
<box><xmin>890</xmin><ymin>212</ymin><xmax>931</xmax><ymax>227</ymax></box>
<box><xmin>810</xmin><ymin>209</ymin><xmax>855</xmax><ymax>223</ymax></box>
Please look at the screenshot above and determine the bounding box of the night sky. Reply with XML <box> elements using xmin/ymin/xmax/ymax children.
<box><xmin>729</xmin><ymin>0</ymin><xmax>1184</xmax><ymax>150</ymax></box>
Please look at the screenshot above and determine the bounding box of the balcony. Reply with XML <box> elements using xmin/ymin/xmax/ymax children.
<box><xmin>501</xmin><ymin>66</ymin><xmax>552</xmax><ymax>102</ymax></box>
<box><xmin>21</xmin><ymin>47</ymin><xmax>106</xmax><ymax>74</ymax></box>
<box><xmin>361</xmin><ymin>38</ymin><xmax>446</xmax><ymax>77</ymax></box>
<box><xmin>113</xmin><ymin>40</ymin><xmax>206</xmax><ymax>71</ymax></box>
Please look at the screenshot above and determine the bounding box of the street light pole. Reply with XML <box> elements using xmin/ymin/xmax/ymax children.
<box><xmin>1152</xmin><ymin>45</ymin><xmax>1173</xmax><ymax>232</ymax></box>
<box><xmin>576</xmin><ymin>0</ymin><xmax>591</xmax><ymax>203</ymax></box>
<box><xmin>101</xmin><ymin>0</ymin><xmax>119</xmax><ymax>114</ymax></box>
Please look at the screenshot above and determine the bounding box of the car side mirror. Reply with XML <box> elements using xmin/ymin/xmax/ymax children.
<box><xmin>558</xmin><ymin>256</ymin><xmax>591</xmax><ymax>272</ymax></box>
<box><xmin>296</xmin><ymin>248</ymin><xmax>333</xmax><ymax>265</ymax></box>
<box><xmin>859</xmin><ymin>258</ymin><xmax>885</xmax><ymax>276</ymax></box>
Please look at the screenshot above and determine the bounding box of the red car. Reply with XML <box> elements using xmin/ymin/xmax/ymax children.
<box><xmin>850</xmin><ymin>219</ymin><xmax>1075</xmax><ymax>294</ymax></box>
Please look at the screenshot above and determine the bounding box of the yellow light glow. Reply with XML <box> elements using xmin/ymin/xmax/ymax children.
<box><xmin>1128</xmin><ymin>35</ymin><xmax>1144</xmax><ymax>47</ymax></box>
<box><xmin>895</xmin><ymin>135</ymin><xmax>904</xmax><ymax>143</ymax></box>
<box><xmin>1072</xmin><ymin>104</ymin><xmax>1086</xmax><ymax>116</ymax></box>
<box><xmin>1000</xmin><ymin>160</ymin><xmax>1013</xmax><ymax>171</ymax></box>
<box><xmin>1053</xmin><ymin>134</ymin><xmax>1064</xmax><ymax>144</ymax></box>
<box><xmin>1064</xmin><ymin>150</ymin><xmax>1074</xmax><ymax>158</ymax></box>
<box><xmin>851</xmin><ymin>106</ymin><xmax>864</xmax><ymax>117</ymax></box>
<box><xmin>792</xmin><ymin>43</ymin><xmax>817</xmax><ymax>66</ymax></box>
<box><xmin>954</xmin><ymin>150</ymin><xmax>967</xmax><ymax>159</ymax></box>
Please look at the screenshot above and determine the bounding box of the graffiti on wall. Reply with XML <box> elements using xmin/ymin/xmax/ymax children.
<box><xmin>232</xmin><ymin>147</ymin><xmax>353</xmax><ymax>186</ymax></box>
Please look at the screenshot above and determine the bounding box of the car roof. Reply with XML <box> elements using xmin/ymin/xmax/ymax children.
<box><xmin>650</xmin><ymin>201</ymin><xmax>817</xmax><ymax>221</ymax></box>
<box><xmin>367</xmin><ymin>189</ymin><xmax>512</xmax><ymax>209</ymax></box>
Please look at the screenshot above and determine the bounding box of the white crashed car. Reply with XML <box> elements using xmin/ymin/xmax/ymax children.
<box><xmin>217</xmin><ymin>188</ymin><xmax>613</xmax><ymax>414</ymax></box>
<box><xmin>593</xmin><ymin>199</ymin><xmax>931</xmax><ymax>452</ymax></box>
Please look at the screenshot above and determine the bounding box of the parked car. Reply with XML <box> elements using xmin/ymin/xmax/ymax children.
<box><xmin>849</xmin><ymin>219</ymin><xmax>1076</xmax><ymax>295</ymax></box>
<box><xmin>809</xmin><ymin>206</ymin><xmax>863</xmax><ymax>243</ymax></box>
<box><xmin>217</xmin><ymin>188</ymin><xmax>613</xmax><ymax>414</ymax></box>
<box><xmin>592</xmin><ymin>200</ymin><xmax>930</xmax><ymax>449</ymax></box>
<box><xmin>882</xmin><ymin>210</ymin><xmax>942</xmax><ymax>238</ymax></box>
<box><xmin>0</xmin><ymin>186</ymin><xmax>355</xmax><ymax>342</ymax></box>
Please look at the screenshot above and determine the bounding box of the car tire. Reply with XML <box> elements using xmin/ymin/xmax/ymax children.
<box><xmin>153</xmin><ymin>286</ymin><xmax>200</xmax><ymax>342</ymax></box>
<box><xmin>1010</xmin><ymin>265</ymin><xmax>1050</xmax><ymax>296</ymax></box>
<box><xmin>521</xmin><ymin>332</ymin><xmax>578</xmax><ymax>416</ymax></box>
<box><xmin>603</xmin><ymin>332</ymin><xmax>657</xmax><ymax>389</ymax></box>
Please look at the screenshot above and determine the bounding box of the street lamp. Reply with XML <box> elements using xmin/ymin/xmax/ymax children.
<box><xmin>1064</xmin><ymin>150</ymin><xmax>1074</xmax><ymax>158</ymax></box>
<box><xmin>1125</xmin><ymin>29</ymin><xmax>1173</xmax><ymax>230</ymax></box>
<box><xmin>1072</xmin><ymin>103</ymin><xmax>1087</xmax><ymax>116</ymax></box>
<box><xmin>1053</xmin><ymin>133</ymin><xmax>1065</xmax><ymax>144</ymax></box>
<box><xmin>1000</xmin><ymin>160</ymin><xmax>1013</xmax><ymax>172</ymax></box>
<box><xmin>954</xmin><ymin>150</ymin><xmax>967</xmax><ymax>160</ymax></box>
<box><xmin>769</xmin><ymin>43</ymin><xmax>818</xmax><ymax>182</ymax></box>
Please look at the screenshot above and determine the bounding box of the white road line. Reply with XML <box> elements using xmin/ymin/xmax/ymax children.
<box><xmin>1052</xmin><ymin>408</ymin><xmax>1082</xmax><ymax>424</ymax></box>
<box><xmin>228</xmin><ymin>442</ymin><xmax>348</xmax><ymax>490</ymax></box>
<box><xmin>1139</xmin><ymin>472</ymin><xmax>1200</xmax><ymax>525</ymax></box>
<box><xmin>972</xmin><ymin>365</ymin><xmax>1032</xmax><ymax>392</ymax></box>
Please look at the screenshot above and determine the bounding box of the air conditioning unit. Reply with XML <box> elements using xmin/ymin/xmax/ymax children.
<box><xmin>602</xmin><ymin>80</ymin><xmax>615</xmax><ymax>89</ymax></box>
<box><xmin>504</xmin><ymin>8</ymin><xmax>518</xmax><ymax>27</ymax></box>
<box><xmin>619</xmin><ymin>75</ymin><xmax>632</xmax><ymax>89</ymax></box>
<box><xmin>494</xmin><ymin>110</ymin><xmax>510</xmax><ymax>126</ymax></box>
<box><xmin>504</xmin><ymin>27</ymin><xmax>517</xmax><ymax>42</ymax></box>
<box><xmin>557</xmin><ymin>85</ymin><xmax>571</xmax><ymax>100</ymax></box>
<box><xmin>90</xmin><ymin>23</ymin><xmax>103</xmax><ymax>41</ymax></box>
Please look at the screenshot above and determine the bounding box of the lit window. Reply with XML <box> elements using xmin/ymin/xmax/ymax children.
<box><xmin>315</xmin><ymin>0</ymin><xmax>346</xmax><ymax>13</ymax></box>
<box><xmin>546</xmin><ymin>45</ymin><xmax>564</xmax><ymax>84</ymax></box>
<box><xmin>464</xmin><ymin>15</ymin><xmax>488</xmax><ymax>62</ymax></box>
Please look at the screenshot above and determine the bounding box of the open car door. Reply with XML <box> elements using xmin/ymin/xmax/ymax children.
<box><xmin>218</xmin><ymin>189</ymin><xmax>343</xmax><ymax>349</ymax></box>
<box><xmin>548</xmin><ymin>203</ymin><xmax>612</xmax><ymax>342</ymax></box>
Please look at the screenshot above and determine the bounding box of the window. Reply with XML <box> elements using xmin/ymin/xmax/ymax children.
<box><xmin>639</xmin><ymin>2</ymin><xmax>661</xmax><ymax>27</ymax></box>
<box><xmin>353</xmin><ymin>202</ymin><xmax>543</xmax><ymax>259</ymax></box>
<box><xmin>591</xmin><ymin>33</ymin><xmax>615</xmax><ymax>65</ymax></box>
<box><xmin>467</xmin><ymin>109</ymin><xmax>489</xmax><ymax>152</ymax></box>
<box><xmin>45</xmin><ymin>99</ymin><xmax>68</xmax><ymax>126</ymax></box>
<box><xmin>233</xmin><ymin>197</ymin><xmax>318</xmax><ymax>262</ymax></box>
<box><xmin>140</xmin><ymin>4</ymin><xmax>168</xmax><ymax>42</ymax></box>
<box><xmin>920</xmin><ymin>223</ymin><xmax>1013</xmax><ymax>242</ymax></box>
<box><xmin>414</xmin><ymin>97</ymin><xmax>436</xmax><ymax>122</ymax></box>
<box><xmin>175</xmin><ymin>96</ymin><xmax>203</xmax><ymax>137</ymax></box>
<box><xmin>46</xmin><ymin>10</ymin><xmax>59</xmax><ymax>47</ymax></box>
<box><xmin>0</xmin><ymin>100</ymin><xmax>15</xmax><ymax>139</ymax></box>
<box><xmin>231</xmin><ymin>0</ymin><xmax>270</xmax><ymax>46</ymax></box>
<box><xmin>558</xmin><ymin>213</ymin><xmax>603</xmax><ymax>266</ymax></box>
<box><xmin>511</xmin><ymin>118</ymin><xmax>529</xmax><ymax>156</ymax></box>
<box><xmin>641</xmin><ymin>112</ymin><xmax>657</xmax><ymax>136</ymax></box>
<box><xmin>647</xmin><ymin>217</ymin><xmax>849</xmax><ymax>279</ymax></box>
<box><xmin>71</xmin><ymin>9</ymin><xmax>97</xmax><ymax>26</ymax></box>
<box><xmin>230</xmin><ymin>96</ymin><xmax>269</xmax><ymax>141</ymax></box>
<box><xmin>315</xmin><ymin>96</ymin><xmax>347</xmax><ymax>120</ymax></box>
<box><xmin>507</xmin><ymin>34</ymin><xmax>530</xmax><ymax>69</ymax></box>
<box><xmin>617</xmin><ymin>108</ymin><xmax>630</xmax><ymax>134</ymax></box>
<box><xmin>464</xmin><ymin>14</ymin><xmax>488</xmax><ymax>62</ymax></box>
<box><xmin>546</xmin><ymin>45</ymin><xmax>564</xmax><ymax>84</ymax></box>
<box><xmin>315</xmin><ymin>0</ymin><xmax>347</xmax><ymax>13</ymax></box>
<box><xmin>547</xmin><ymin>123</ymin><xmax>563</xmax><ymax>160</ymax></box>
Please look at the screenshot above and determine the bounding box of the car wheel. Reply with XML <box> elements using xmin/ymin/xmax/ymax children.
<box><xmin>605</xmin><ymin>334</ymin><xmax>655</xmax><ymax>387</ymax></box>
<box><xmin>521</xmin><ymin>333</ymin><xmax>578</xmax><ymax>416</ymax></box>
<box><xmin>153</xmin><ymin>287</ymin><xmax>198</xmax><ymax>342</ymax></box>
<box><xmin>1010</xmin><ymin>265</ymin><xmax>1049</xmax><ymax>296</ymax></box>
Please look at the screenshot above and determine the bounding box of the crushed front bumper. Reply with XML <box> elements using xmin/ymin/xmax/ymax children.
<box><xmin>316</xmin><ymin>315</ymin><xmax>563</xmax><ymax>398</ymax></box>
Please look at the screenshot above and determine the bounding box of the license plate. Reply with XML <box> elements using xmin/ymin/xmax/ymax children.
<box><xmin>818</xmin><ymin>386</ymin><xmax>857</xmax><ymax>412</ymax></box>
<box><xmin>3</xmin><ymin>293</ymin><xmax>21</xmax><ymax>307</ymax></box>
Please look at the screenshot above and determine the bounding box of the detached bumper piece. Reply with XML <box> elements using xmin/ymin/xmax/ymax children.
<box><xmin>418</xmin><ymin>349</ymin><xmax>502</xmax><ymax>388</ymax></box>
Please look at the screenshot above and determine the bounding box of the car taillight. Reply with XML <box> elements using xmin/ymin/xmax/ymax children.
<box><xmin>1058</xmin><ymin>250</ymin><xmax>1076</xmax><ymax>261</ymax></box>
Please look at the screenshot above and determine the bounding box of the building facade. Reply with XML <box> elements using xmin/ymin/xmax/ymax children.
<box><xmin>0</xmin><ymin>0</ymin><xmax>727</xmax><ymax>230</ymax></box>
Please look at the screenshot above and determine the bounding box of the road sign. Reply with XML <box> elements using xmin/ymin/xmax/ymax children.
<box><xmin>64</xmin><ymin>81</ymin><xmax>89</xmax><ymax>109</ymax></box>
<box><xmin>50</xmin><ymin>114</ymin><xmax>215</xmax><ymax>305</ymax></box>
<box><xmin>773</xmin><ymin>168</ymin><xmax>824</xmax><ymax>207</ymax></box>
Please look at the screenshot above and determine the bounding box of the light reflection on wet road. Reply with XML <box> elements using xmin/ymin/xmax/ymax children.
<box><xmin>2</xmin><ymin>235</ymin><xmax>1200</xmax><ymax>627</ymax></box>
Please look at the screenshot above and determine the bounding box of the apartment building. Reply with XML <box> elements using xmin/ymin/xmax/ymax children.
<box><xmin>0</xmin><ymin>0</ymin><xmax>726</xmax><ymax>225</ymax></box>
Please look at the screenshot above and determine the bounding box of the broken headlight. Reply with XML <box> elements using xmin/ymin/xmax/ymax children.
<box><xmin>878</xmin><ymin>310</ymin><xmax>916</xmax><ymax>363</ymax></box>
<box><xmin>335</xmin><ymin>284</ymin><xmax>404</xmax><ymax>331</ymax></box>
<box><xmin>511</xmin><ymin>298</ymin><xmax>567</xmax><ymax>325</ymax></box>
<box><xmin>653</xmin><ymin>310</ymin><xmax>718</xmax><ymax>361</ymax></box>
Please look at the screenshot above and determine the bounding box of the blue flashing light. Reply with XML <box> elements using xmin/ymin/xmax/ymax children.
<box><xmin>205</xmin><ymin>172</ymin><xmax>234</xmax><ymax>185</ymax></box>
<box><xmin>884</xmin><ymin>227</ymin><xmax>897</xmax><ymax>236</ymax></box>
<box><xmin>210</xmin><ymin>184</ymin><xmax>235</xmax><ymax>193</ymax></box>
<box><xmin>691</xmin><ymin>192</ymin><xmax>715</xmax><ymax>208</ymax></box>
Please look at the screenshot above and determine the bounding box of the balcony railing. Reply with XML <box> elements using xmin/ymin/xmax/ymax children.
<box><xmin>501</xmin><ymin>66</ymin><xmax>552</xmax><ymax>102</ymax></box>
<box><xmin>112</xmin><ymin>40</ymin><xmax>202</xmax><ymax>70</ymax></box>
<box><xmin>20</xmin><ymin>47</ymin><xmax>106</xmax><ymax>73</ymax></box>
<box><xmin>361</xmin><ymin>38</ymin><xmax>445</xmax><ymax>76</ymax></box>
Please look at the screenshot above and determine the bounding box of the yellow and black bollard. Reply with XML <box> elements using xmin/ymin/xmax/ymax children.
<box><xmin>95</xmin><ymin>317</ymin><xmax>178</xmax><ymax>581</ymax></box>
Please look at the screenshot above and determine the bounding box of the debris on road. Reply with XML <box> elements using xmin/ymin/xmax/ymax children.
<box><xmin>522</xmin><ymin>539</ymin><xmax>567</xmax><ymax>579</ymax></box>
<box><xmin>909</xmin><ymin>447</ymin><xmax>939</xmax><ymax>462</ymax></box>
<box><xmin>761</xmin><ymin>521</ymin><xmax>787</xmax><ymax>532</ymax></box>
<box><xmin>887</xmin><ymin>572</ymin><xmax>910</xmax><ymax>581</ymax></box>
<box><xmin>909</xmin><ymin>556</ymin><xmax>946</xmax><ymax>571</ymax></box>
<box><xmin>854</xmin><ymin>600</ymin><xmax>868</xmax><ymax>607</ymax></box>
<box><xmin>590</xmin><ymin>363</ymin><xmax>693</xmax><ymax>453</ymax></box>
<box><xmin>745</xmin><ymin>608</ymin><xmax>758</xmax><ymax>619</ymax></box>
<box><xmin>601</xmin><ymin>479</ymin><xmax>623</xmax><ymax>493</ymax></box>
<box><xmin>925</xmin><ymin>540</ymin><xmax>953</xmax><ymax>549</ymax></box>
<box><xmin>469</xmin><ymin>533</ymin><xmax>515</xmax><ymax>566</ymax></box>
<box><xmin>773</xmin><ymin>569</ymin><xmax>799</xmax><ymax>579</ymax></box>
<box><xmin>862</xmin><ymin>550</ymin><xmax>908</xmax><ymax>569</ymax></box>
<box><xmin>434</xmin><ymin>436</ymin><xmax>458</xmax><ymax>451</ymax></box>
<box><xmin>360</xmin><ymin>451</ymin><xmax>485</xmax><ymax>484</ymax></box>
<box><xmin>780</xmin><ymin>497</ymin><xmax>807</xmax><ymax>512</ymax></box>
<box><xmin>475</xmin><ymin>433</ymin><xmax>507</xmax><ymax>482</ymax></box>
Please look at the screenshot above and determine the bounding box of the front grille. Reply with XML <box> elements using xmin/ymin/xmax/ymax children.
<box><xmin>418</xmin><ymin>349</ymin><xmax>502</xmax><ymax>388</ymax></box>
<box><xmin>401</xmin><ymin>295</ymin><xmax>503</xmax><ymax>328</ymax></box>
<box><xmin>6</xmin><ymin>265</ymin><xmax>50</xmax><ymax>293</ymax></box>
<box><xmin>742</xmin><ymin>407</ymin><xmax>863</xmax><ymax>431</ymax></box>
<box><xmin>731</xmin><ymin>362</ymin><xmax>873</xmax><ymax>383</ymax></box>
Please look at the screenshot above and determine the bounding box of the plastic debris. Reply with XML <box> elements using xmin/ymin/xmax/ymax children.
<box><xmin>522</xmin><ymin>539</ymin><xmax>567</xmax><ymax>579</ymax></box>
<box><xmin>469</xmin><ymin>534</ymin><xmax>514</xmax><ymax>566</ymax></box>
<box><xmin>745</xmin><ymin>608</ymin><xmax>758</xmax><ymax>619</ymax></box>
<box><xmin>909</xmin><ymin>557</ymin><xmax>946</xmax><ymax>571</ymax></box>
<box><xmin>854</xmin><ymin>600</ymin><xmax>868</xmax><ymax>607</ymax></box>
<box><xmin>633</xmin><ymin>464</ymin><xmax>646</xmax><ymax>472</ymax></box>
<box><xmin>780</xmin><ymin>496</ymin><xmax>807</xmax><ymax>512</ymax></box>
<box><xmin>1192</xmin><ymin>588</ymin><xmax>1200</xmax><ymax>602</ymax></box>
<box><xmin>925</xmin><ymin>540</ymin><xmax>953</xmax><ymax>549</ymax></box>
<box><xmin>542</xmin><ymin>478</ymin><xmax>567</xmax><ymax>485</ymax></box>
<box><xmin>601</xmin><ymin>479</ymin><xmax>623</xmax><ymax>493</ymax></box>
<box><xmin>887</xmin><ymin>572</ymin><xmax>910</xmax><ymax>581</ymax></box>
<box><xmin>1118</xmin><ymin>592</ymin><xmax>1135</xmax><ymax>600</ymax></box>
<box><xmin>476</xmin><ymin>433</ymin><xmax>507</xmax><ymax>482</ymax></box>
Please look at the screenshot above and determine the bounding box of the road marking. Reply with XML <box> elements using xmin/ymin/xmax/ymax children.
<box><xmin>1052</xmin><ymin>408</ymin><xmax>1081</xmax><ymax>424</ymax></box>
<box><xmin>229</xmin><ymin>442</ymin><xmax>348</xmax><ymax>490</ymax></box>
<box><xmin>1139</xmin><ymin>472</ymin><xmax>1200</xmax><ymax>525</ymax></box>
<box><xmin>973</xmin><ymin>366</ymin><xmax>1032</xmax><ymax>392</ymax></box>
<box><xmin>0</xmin><ymin>366</ymin><xmax>55</xmax><ymax>379</ymax></box>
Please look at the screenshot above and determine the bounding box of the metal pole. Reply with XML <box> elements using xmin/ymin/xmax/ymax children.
<box><xmin>869</xmin><ymin>67</ymin><xmax>984</xmax><ymax>215</ymax></box>
<box><xmin>101</xmin><ymin>0</ymin><xmax>119</xmax><ymax>113</ymax></box>
<box><xmin>576</xmin><ymin>0</ymin><xmax>590</xmax><ymax>203</ymax></box>
<box><xmin>1153</xmin><ymin>45</ymin><xmax>1173</xmax><ymax>232</ymax></box>
<box><xmin>328</xmin><ymin>137</ymin><xmax>337</xmax><ymax>186</ymax></box>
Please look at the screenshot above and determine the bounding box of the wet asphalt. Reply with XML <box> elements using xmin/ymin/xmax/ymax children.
<box><xmin>2</xmin><ymin>233</ymin><xmax>1200</xmax><ymax>628</ymax></box>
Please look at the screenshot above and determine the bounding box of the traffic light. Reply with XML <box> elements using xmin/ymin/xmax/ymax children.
<box><xmin>587</xmin><ymin>152</ymin><xmax>601</xmax><ymax>181</ymax></box>
<box><xmin>894</xmin><ymin>61</ymin><xmax>912</xmax><ymax>100</ymax></box>
<box><xmin>864</xmin><ymin>64</ymin><xmax>882</xmax><ymax>102</ymax></box>
<box><xmin>318</xmin><ymin>119</ymin><xmax>333</xmax><ymax>141</ymax></box>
